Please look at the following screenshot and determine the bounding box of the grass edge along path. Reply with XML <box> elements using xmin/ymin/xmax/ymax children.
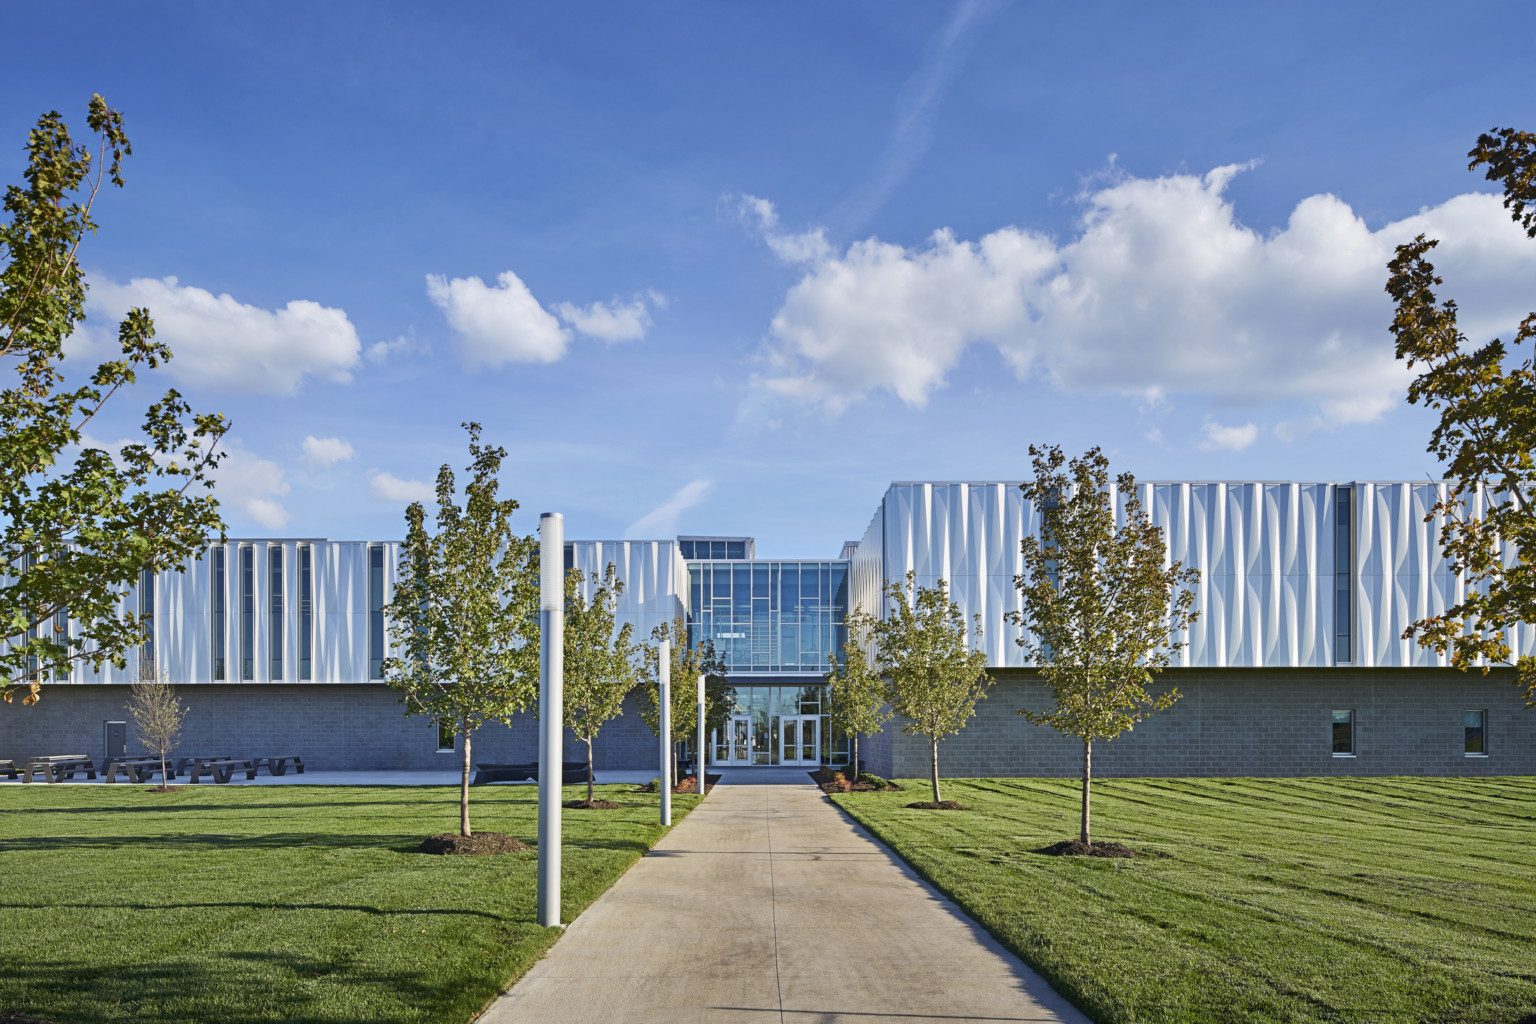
<box><xmin>831</xmin><ymin>776</ymin><xmax>1536</xmax><ymax>1024</ymax></box>
<box><xmin>0</xmin><ymin>783</ymin><xmax>700</xmax><ymax>1024</ymax></box>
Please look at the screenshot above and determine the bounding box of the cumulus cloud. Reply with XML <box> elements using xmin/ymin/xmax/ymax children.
<box><xmin>624</xmin><ymin>479</ymin><xmax>714</xmax><ymax>539</ymax></box>
<box><xmin>370</xmin><ymin>471</ymin><xmax>435</xmax><ymax>504</ymax></box>
<box><xmin>748</xmin><ymin>169</ymin><xmax>1536</xmax><ymax>426</ymax></box>
<box><xmin>300</xmin><ymin>436</ymin><xmax>354</xmax><ymax>469</ymax></box>
<box><xmin>426</xmin><ymin>270</ymin><xmax>569</xmax><ymax>368</ymax></box>
<box><xmin>1198</xmin><ymin>420</ymin><xmax>1259</xmax><ymax>452</ymax></box>
<box><xmin>73</xmin><ymin>276</ymin><xmax>361</xmax><ymax>395</ymax></box>
<box><xmin>365</xmin><ymin>335</ymin><xmax>422</xmax><ymax>365</ymax></box>
<box><xmin>74</xmin><ymin>432</ymin><xmax>290</xmax><ymax>529</ymax></box>
<box><xmin>426</xmin><ymin>272</ymin><xmax>663</xmax><ymax>367</ymax></box>
<box><xmin>215</xmin><ymin>448</ymin><xmax>291</xmax><ymax>528</ymax></box>
<box><xmin>554</xmin><ymin>295</ymin><xmax>653</xmax><ymax>342</ymax></box>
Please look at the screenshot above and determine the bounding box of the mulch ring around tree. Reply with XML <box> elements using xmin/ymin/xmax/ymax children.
<box><xmin>1033</xmin><ymin>838</ymin><xmax>1146</xmax><ymax>859</ymax></box>
<box><xmin>416</xmin><ymin>832</ymin><xmax>529</xmax><ymax>855</ymax></box>
<box><xmin>140</xmin><ymin>786</ymin><xmax>183</xmax><ymax>793</ymax></box>
<box><xmin>1</xmin><ymin>1014</ymin><xmax>54</xmax><ymax>1024</ymax></box>
<box><xmin>904</xmin><ymin>800</ymin><xmax>966</xmax><ymax>810</ymax></box>
<box><xmin>564</xmin><ymin>798</ymin><xmax>623</xmax><ymax>810</ymax></box>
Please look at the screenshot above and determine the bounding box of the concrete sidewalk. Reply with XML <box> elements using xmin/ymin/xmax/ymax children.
<box><xmin>483</xmin><ymin>770</ymin><xmax>1088</xmax><ymax>1024</ymax></box>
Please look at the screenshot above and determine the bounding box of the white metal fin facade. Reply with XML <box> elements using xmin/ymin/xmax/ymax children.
<box><xmin>50</xmin><ymin>540</ymin><xmax>398</xmax><ymax>685</ymax></box>
<box><xmin>567</xmin><ymin>540</ymin><xmax>688</xmax><ymax>640</ymax></box>
<box><xmin>863</xmin><ymin>481</ymin><xmax>1535</xmax><ymax>670</ymax></box>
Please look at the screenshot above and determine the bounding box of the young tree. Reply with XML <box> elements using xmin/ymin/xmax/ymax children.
<box><xmin>872</xmin><ymin>572</ymin><xmax>990</xmax><ymax>805</ymax></box>
<box><xmin>2</xmin><ymin>96</ymin><xmax>228</xmax><ymax>706</ymax></box>
<box><xmin>127</xmin><ymin>670</ymin><xmax>185</xmax><ymax>791</ymax></box>
<box><xmin>639</xmin><ymin>616</ymin><xmax>729</xmax><ymax>785</ymax></box>
<box><xmin>1386</xmin><ymin>127</ymin><xmax>1536</xmax><ymax>707</ymax></box>
<box><xmin>824</xmin><ymin>607</ymin><xmax>890</xmax><ymax>779</ymax></box>
<box><xmin>563</xmin><ymin>563</ymin><xmax>643</xmax><ymax>804</ymax></box>
<box><xmin>383</xmin><ymin>422</ymin><xmax>539</xmax><ymax>837</ymax></box>
<box><xmin>1008</xmin><ymin>445</ymin><xmax>1200</xmax><ymax>848</ymax></box>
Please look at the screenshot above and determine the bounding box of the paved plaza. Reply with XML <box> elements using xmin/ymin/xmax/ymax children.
<box><xmin>484</xmin><ymin>768</ymin><xmax>1088</xmax><ymax>1024</ymax></box>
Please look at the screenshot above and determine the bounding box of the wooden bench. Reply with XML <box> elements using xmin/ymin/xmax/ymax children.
<box><xmin>22</xmin><ymin>755</ymin><xmax>96</xmax><ymax>783</ymax></box>
<box><xmin>251</xmin><ymin>755</ymin><xmax>305</xmax><ymax>777</ymax></box>
<box><xmin>0</xmin><ymin>759</ymin><xmax>17</xmax><ymax>780</ymax></box>
<box><xmin>186</xmin><ymin>758</ymin><xmax>257</xmax><ymax>784</ymax></box>
<box><xmin>104</xmin><ymin>758</ymin><xmax>174</xmax><ymax>784</ymax></box>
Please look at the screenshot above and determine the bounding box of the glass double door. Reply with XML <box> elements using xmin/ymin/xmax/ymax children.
<box><xmin>715</xmin><ymin>713</ymin><xmax>821</xmax><ymax>766</ymax></box>
<box><xmin>780</xmin><ymin>715</ymin><xmax>820</xmax><ymax>766</ymax></box>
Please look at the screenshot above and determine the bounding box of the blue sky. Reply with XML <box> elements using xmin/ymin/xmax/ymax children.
<box><xmin>4</xmin><ymin>1</ymin><xmax>1533</xmax><ymax>555</ymax></box>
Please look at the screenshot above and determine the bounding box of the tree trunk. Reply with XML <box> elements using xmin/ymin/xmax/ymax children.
<box><xmin>1080</xmin><ymin>738</ymin><xmax>1092</xmax><ymax>846</ymax></box>
<box><xmin>159</xmin><ymin>748</ymin><xmax>168</xmax><ymax>792</ymax></box>
<box><xmin>460</xmin><ymin>717</ymin><xmax>472</xmax><ymax>837</ymax></box>
<box><xmin>585</xmin><ymin>735</ymin><xmax>595</xmax><ymax>804</ymax></box>
<box><xmin>851</xmin><ymin>733</ymin><xmax>860</xmax><ymax>782</ymax></box>
<box><xmin>930</xmin><ymin>735</ymin><xmax>941</xmax><ymax>804</ymax></box>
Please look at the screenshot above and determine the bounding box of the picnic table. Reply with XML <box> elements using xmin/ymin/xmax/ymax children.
<box><xmin>251</xmin><ymin>755</ymin><xmax>305</xmax><ymax>776</ymax></box>
<box><xmin>22</xmin><ymin>755</ymin><xmax>96</xmax><ymax>783</ymax></box>
<box><xmin>173</xmin><ymin>755</ymin><xmax>233</xmax><ymax>774</ymax></box>
<box><xmin>104</xmin><ymin>757</ymin><xmax>175</xmax><ymax>784</ymax></box>
<box><xmin>185</xmin><ymin>758</ymin><xmax>258</xmax><ymax>784</ymax></box>
<box><xmin>0</xmin><ymin>760</ymin><xmax>17</xmax><ymax>780</ymax></box>
<box><xmin>472</xmin><ymin>761</ymin><xmax>589</xmax><ymax>785</ymax></box>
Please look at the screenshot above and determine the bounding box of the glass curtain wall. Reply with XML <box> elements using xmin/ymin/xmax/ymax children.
<box><xmin>686</xmin><ymin>561</ymin><xmax>849</xmax><ymax>673</ymax></box>
<box><xmin>709</xmin><ymin>683</ymin><xmax>852</xmax><ymax>766</ymax></box>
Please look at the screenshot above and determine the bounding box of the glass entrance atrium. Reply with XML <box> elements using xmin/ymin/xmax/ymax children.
<box><xmin>710</xmin><ymin>682</ymin><xmax>849</xmax><ymax>767</ymax></box>
<box><xmin>686</xmin><ymin>560</ymin><xmax>849</xmax><ymax>673</ymax></box>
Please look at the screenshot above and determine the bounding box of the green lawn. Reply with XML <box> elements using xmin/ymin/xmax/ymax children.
<box><xmin>832</xmin><ymin>777</ymin><xmax>1536</xmax><ymax>1024</ymax></box>
<box><xmin>0</xmin><ymin>783</ymin><xmax>697</xmax><ymax>1024</ymax></box>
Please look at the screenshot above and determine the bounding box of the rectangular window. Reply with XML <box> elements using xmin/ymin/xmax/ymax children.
<box><xmin>138</xmin><ymin>567</ymin><xmax>156</xmax><ymax>676</ymax></box>
<box><xmin>1464</xmin><ymin>710</ymin><xmax>1487</xmax><ymax>755</ymax></box>
<box><xmin>211</xmin><ymin>547</ymin><xmax>226</xmax><ymax>680</ymax></box>
<box><xmin>298</xmin><ymin>544</ymin><xmax>313</xmax><ymax>681</ymax></box>
<box><xmin>268</xmin><ymin>546</ymin><xmax>284</xmax><ymax>680</ymax></box>
<box><xmin>369</xmin><ymin>544</ymin><xmax>385</xmax><ymax>679</ymax></box>
<box><xmin>1332</xmin><ymin>709</ymin><xmax>1355</xmax><ymax>756</ymax></box>
<box><xmin>437</xmin><ymin>720</ymin><xmax>455</xmax><ymax>752</ymax></box>
<box><xmin>240</xmin><ymin>544</ymin><xmax>254</xmax><ymax>680</ymax></box>
<box><xmin>563</xmin><ymin>542</ymin><xmax>574</xmax><ymax>573</ymax></box>
<box><xmin>1335</xmin><ymin>486</ymin><xmax>1352</xmax><ymax>663</ymax></box>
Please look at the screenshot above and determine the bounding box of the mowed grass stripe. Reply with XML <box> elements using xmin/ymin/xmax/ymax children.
<box><xmin>832</xmin><ymin>777</ymin><xmax>1536</xmax><ymax>1024</ymax></box>
<box><xmin>0</xmin><ymin>783</ymin><xmax>695</xmax><ymax>1024</ymax></box>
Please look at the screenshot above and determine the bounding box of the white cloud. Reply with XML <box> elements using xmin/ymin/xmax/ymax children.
<box><xmin>74</xmin><ymin>276</ymin><xmax>361</xmax><ymax>395</ymax></box>
<box><xmin>554</xmin><ymin>296</ymin><xmax>653</xmax><ymax>342</ymax></box>
<box><xmin>370</xmin><ymin>471</ymin><xmax>435</xmax><ymax>504</ymax></box>
<box><xmin>365</xmin><ymin>335</ymin><xmax>421</xmax><ymax>365</ymax></box>
<box><xmin>1198</xmin><ymin>420</ymin><xmax>1258</xmax><ymax>452</ymax></box>
<box><xmin>74</xmin><ymin>432</ymin><xmax>290</xmax><ymax>529</ymax></box>
<box><xmin>426</xmin><ymin>271</ymin><xmax>570</xmax><ymax>367</ymax></box>
<box><xmin>751</xmin><ymin>168</ymin><xmax>1536</xmax><ymax>426</ymax></box>
<box><xmin>300</xmin><ymin>436</ymin><xmax>354</xmax><ymax>469</ymax></box>
<box><xmin>624</xmin><ymin>479</ymin><xmax>714</xmax><ymax>539</ymax></box>
<box><xmin>213</xmin><ymin>447</ymin><xmax>291</xmax><ymax>529</ymax></box>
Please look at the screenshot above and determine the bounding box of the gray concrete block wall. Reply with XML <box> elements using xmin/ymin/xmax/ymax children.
<box><xmin>0</xmin><ymin>684</ymin><xmax>660</xmax><ymax>774</ymax></box>
<box><xmin>880</xmin><ymin>667</ymin><xmax>1535</xmax><ymax>778</ymax></box>
<box><xmin>6</xmin><ymin>668</ymin><xmax>1530</xmax><ymax>777</ymax></box>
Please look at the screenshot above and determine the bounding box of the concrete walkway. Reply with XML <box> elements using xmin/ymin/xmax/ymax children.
<box><xmin>483</xmin><ymin>769</ymin><xmax>1088</xmax><ymax>1024</ymax></box>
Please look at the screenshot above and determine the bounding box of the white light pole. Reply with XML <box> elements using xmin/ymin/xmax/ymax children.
<box><xmin>658</xmin><ymin>637</ymin><xmax>671</xmax><ymax>826</ymax></box>
<box><xmin>696</xmin><ymin>673</ymin><xmax>706</xmax><ymax>795</ymax></box>
<box><xmin>537</xmin><ymin>513</ymin><xmax>563</xmax><ymax>928</ymax></box>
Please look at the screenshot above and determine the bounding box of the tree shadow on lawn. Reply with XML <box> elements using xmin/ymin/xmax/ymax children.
<box><xmin>1</xmin><ymin>949</ymin><xmax>475</xmax><ymax>1024</ymax></box>
<box><xmin>0</xmin><ymin>832</ymin><xmax>442</xmax><ymax>853</ymax></box>
<box><xmin>0</xmin><ymin>900</ymin><xmax>507</xmax><ymax>920</ymax></box>
<box><xmin>0</xmin><ymin>798</ymin><xmax>466</xmax><ymax>815</ymax></box>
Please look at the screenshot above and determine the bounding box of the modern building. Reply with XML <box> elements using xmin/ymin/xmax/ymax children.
<box><xmin>5</xmin><ymin>480</ymin><xmax>1533</xmax><ymax>776</ymax></box>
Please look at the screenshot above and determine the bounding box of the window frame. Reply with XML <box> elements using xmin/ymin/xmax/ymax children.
<box><xmin>436</xmin><ymin>720</ymin><xmax>455</xmax><ymax>753</ymax></box>
<box><xmin>1331</xmin><ymin>708</ymin><xmax>1356</xmax><ymax>757</ymax></box>
<box><xmin>1464</xmin><ymin>709</ymin><xmax>1488</xmax><ymax>757</ymax></box>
